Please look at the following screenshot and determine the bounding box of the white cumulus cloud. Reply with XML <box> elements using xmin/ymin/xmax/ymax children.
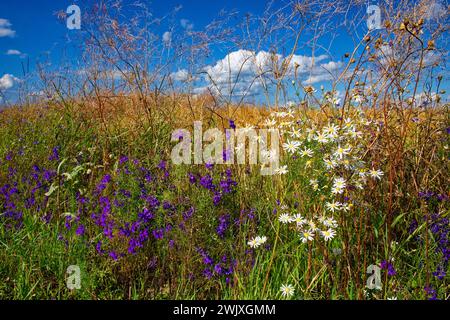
<box><xmin>171</xmin><ymin>69</ymin><xmax>190</xmax><ymax>82</ymax></box>
<box><xmin>199</xmin><ymin>49</ymin><xmax>343</xmax><ymax>98</ymax></box>
<box><xmin>0</xmin><ymin>74</ymin><xmax>19</xmax><ymax>90</ymax></box>
<box><xmin>6</xmin><ymin>49</ymin><xmax>22</xmax><ymax>55</ymax></box>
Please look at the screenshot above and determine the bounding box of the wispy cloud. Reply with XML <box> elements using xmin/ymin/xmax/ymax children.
<box><xmin>6</xmin><ymin>49</ymin><xmax>21</xmax><ymax>55</ymax></box>
<box><xmin>0</xmin><ymin>74</ymin><xmax>19</xmax><ymax>90</ymax></box>
<box><xmin>0</xmin><ymin>18</ymin><xmax>16</xmax><ymax>37</ymax></box>
<box><xmin>180</xmin><ymin>19</ymin><xmax>194</xmax><ymax>31</ymax></box>
<box><xmin>162</xmin><ymin>31</ymin><xmax>172</xmax><ymax>45</ymax></box>
<box><xmin>6</xmin><ymin>49</ymin><xmax>26</xmax><ymax>58</ymax></box>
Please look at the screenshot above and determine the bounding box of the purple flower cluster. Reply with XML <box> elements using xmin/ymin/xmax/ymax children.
<box><xmin>418</xmin><ymin>191</ymin><xmax>449</xmax><ymax>202</ymax></box>
<box><xmin>95</xmin><ymin>174</ymin><xmax>112</xmax><ymax>195</ymax></box>
<box><xmin>0</xmin><ymin>142</ymin><xmax>311</xmax><ymax>295</ymax></box>
<box><xmin>216</xmin><ymin>214</ymin><xmax>230</xmax><ymax>238</ymax></box>
<box><xmin>428</xmin><ymin>213</ymin><xmax>449</xmax><ymax>279</ymax></box>
<box><xmin>0</xmin><ymin>147</ymin><xmax>60</xmax><ymax>230</ymax></box>
<box><xmin>424</xmin><ymin>285</ymin><xmax>438</xmax><ymax>300</ymax></box>
<box><xmin>380</xmin><ymin>260</ymin><xmax>396</xmax><ymax>276</ymax></box>
<box><xmin>0</xmin><ymin>183</ymin><xmax>23</xmax><ymax>229</ymax></box>
<box><xmin>197</xmin><ymin>247</ymin><xmax>236</xmax><ymax>283</ymax></box>
<box><xmin>189</xmin><ymin>167</ymin><xmax>237</xmax><ymax>206</ymax></box>
<box><xmin>48</xmin><ymin>146</ymin><xmax>60</xmax><ymax>161</ymax></box>
<box><xmin>409</xmin><ymin>210</ymin><xmax>448</xmax><ymax>299</ymax></box>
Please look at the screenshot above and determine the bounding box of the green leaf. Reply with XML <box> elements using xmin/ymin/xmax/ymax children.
<box><xmin>44</xmin><ymin>183</ymin><xmax>59</xmax><ymax>197</ymax></box>
<box><xmin>391</xmin><ymin>212</ymin><xmax>408</xmax><ymax>228</ymax></box>
<box><xmin>57</xmin><ymin>158</ymin><xmax>68</xmax><ymax>175</ymax></box>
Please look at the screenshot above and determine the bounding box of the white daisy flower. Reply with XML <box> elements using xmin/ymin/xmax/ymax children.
<box><xmin>334</xmin><ymin>177</ymin><xmax>346</xmax><ymax>188</ymax></box>
<box><xmin>289</xmin><ymin>127</ymin><xmax>302</xmax><ymax>138</ymax></box>
<box><xmin>307</xmin><ymin>220</ymin><xmax>319</xmax><ymax>231</ymax></box>
<box><xmin>324</xmin><ymin>158</ymin><xmax>337</xmax><ymax>169</ymax></box>
<box><xmin>300</xmin><ymin>148</ymin><xmax>314</xmax><ymax>158</ymax></box>
<box><xmin>334</xmin><ymin>145</ymin><xmax>351</xmax><ymax>159</ymax></box>
<box><xmin>331</xmin><ymin>187</ymin><xmax>342</xmax><ymax>195</ymax></box>
<box><xmin>248</xmin><ymin>236</ymin><xmax>267</xmax><ymax>248</ymax></box>
<box><xmin>282</xmin><ymin>140</ymin><xmax>301</xmax><ymax>153</ymax></box>
<box><xmin>247</xmin><ymin>238</ymin><xmax>259</xmax><ymax>248</ymax></box>
<box><xmin>358</xmin><ymin>168</ymin><xmax>368</xmax><ymax>178</ymax></box>
<box><xmin>300</xmin><ymin>230</ymin><xmax>315</xmax><ymax>243</ymax></box>
<box><xmin>369</xmin><ymin>168</ymin><xmax>384</xmax><ymax>180</ymax></box>
<box><xmin>323</xmin><ymin>217</ymin><xmax>338</xmax><ymax>228</ymax></box>
<box><xmin>315</xmin><ymin>132</ymin><xmax>329</xmax><ymax>143</ymax></box>
<box><xmin>323</xmin><ymin>124</ymin><xmax>339</xmax><ymax>138</ymax></box>
<box><xmin>275</xmin><ymin>165</ymin><xmax>288</xmax><ymax>175</ymax></box>
<box><xmin>255</xmin><ymin>236</ymin><xmax>267</xmax><ymax>246</ymax></box>
<box><xmin>332</xmin><ymin>177</ymin><xmax>346</xmax><ymax>194</ymax></box>
<box><xmin>343</xmin><ymin>118</ymin><xmax>353</xmax><ymax>128</ymax></box>
<box><xmin>321</xmin><ymin>228</ymin><xmax>336</xmax><ymax>241</ymax></box>
<box><xmin>341</xmin><ymin>203</ymin><xmax>352</xmax><ymax>212</ymax></box>
<box><xmin>264</xmin><ymin>118</ymin><xmax>277</xmax><ymax>127</ymax></box>
<box><xmin>278</xmin><ymin>213</ymin><xmax>292</xmax><ymax>224</ymax></box>
<box><xmin>326</xmin><ymin>201</ymin><xmax>341</xmax><ymax>212</ymax></box>
<box><xmin>309</xmin><ymin>179</ymin><xmax>319</xmax><ymax>191</ymax></box>
<box><xmin>291</xmin><ymin>214</ymin><xmax>307</xmax><ymax>226</ymax></box>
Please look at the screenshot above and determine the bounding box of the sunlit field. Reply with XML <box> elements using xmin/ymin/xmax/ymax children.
<box><xmin>0</xmin><ymin>0</ymin><xmax>448</xmax><ymax>300</ymax></box>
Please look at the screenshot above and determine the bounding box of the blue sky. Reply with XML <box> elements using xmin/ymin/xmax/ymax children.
<box><xmin>0</xmin><ymin>0</ymin><xmax>268</xmax><ymax>76</ymax></box>
<box><xmin>0</xmin><ymin>0</ymin><xmax>448</xmax><ymax>105</ymax></box>
<box><xmin>0</xmin><ymin>1</ymin><xmax>280</xmax><ymax>103</ymax></box>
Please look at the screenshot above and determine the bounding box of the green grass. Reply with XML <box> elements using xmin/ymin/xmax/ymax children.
<box><xmin>0</xmin><ymin>103</ymin><xmax>448</xmax><ymax>300</ymax></box>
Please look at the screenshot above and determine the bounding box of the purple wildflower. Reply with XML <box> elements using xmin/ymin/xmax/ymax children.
<box><xmin>75</xmin><ymin>224</ymin><xmax>85</xmax><ymax>236</ymax></box>
<box><xmin>424</xmin><ymin>286</ymin><xmax>438</xmax><ymax>300</ymax></box>
<box><xmin>188</xmin><ymin>173</ymin><xmax>197</xmax><ymax>184</ymax></box>
<box><xmin>199</xmin><ymin>174</ymin><xmax>215</xmax><ymax>190</ymax></box>
<box><xmin>49</xmin><ymin>146</ymin><xmax>60</xmax><ymax>161</ymax></box>
<box><xmin>109</xmin><ymin>251</ymin><xmax>118</xmax><ymax>260</ymax></box>
<box><xmin>153</xmin><ymin>228</ymin><xmax>164</xmax><ymax>240</ymax></box>
<box><xmin>380</xmin><ymin>260</ymin><xmax>396</xmax><ymax>276</ymax></box>
<box><xmin>157</xmin><ymin>160</ymin><xmax>167</xmax><ymax>170</ymax></box>
<box><xmin>119</xmin><ymin>156</ymin><xmax>129</xmax><ymax>165</ymax></box>
<box><xmin>433</xmin><ymin>265</ymin><xmax>446</xmax><ymax>280</ymax></box>
<box><xmin>216</xmin><ymin>214</ymin><xmax>230</xmax><ymax>238</ymax></box>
